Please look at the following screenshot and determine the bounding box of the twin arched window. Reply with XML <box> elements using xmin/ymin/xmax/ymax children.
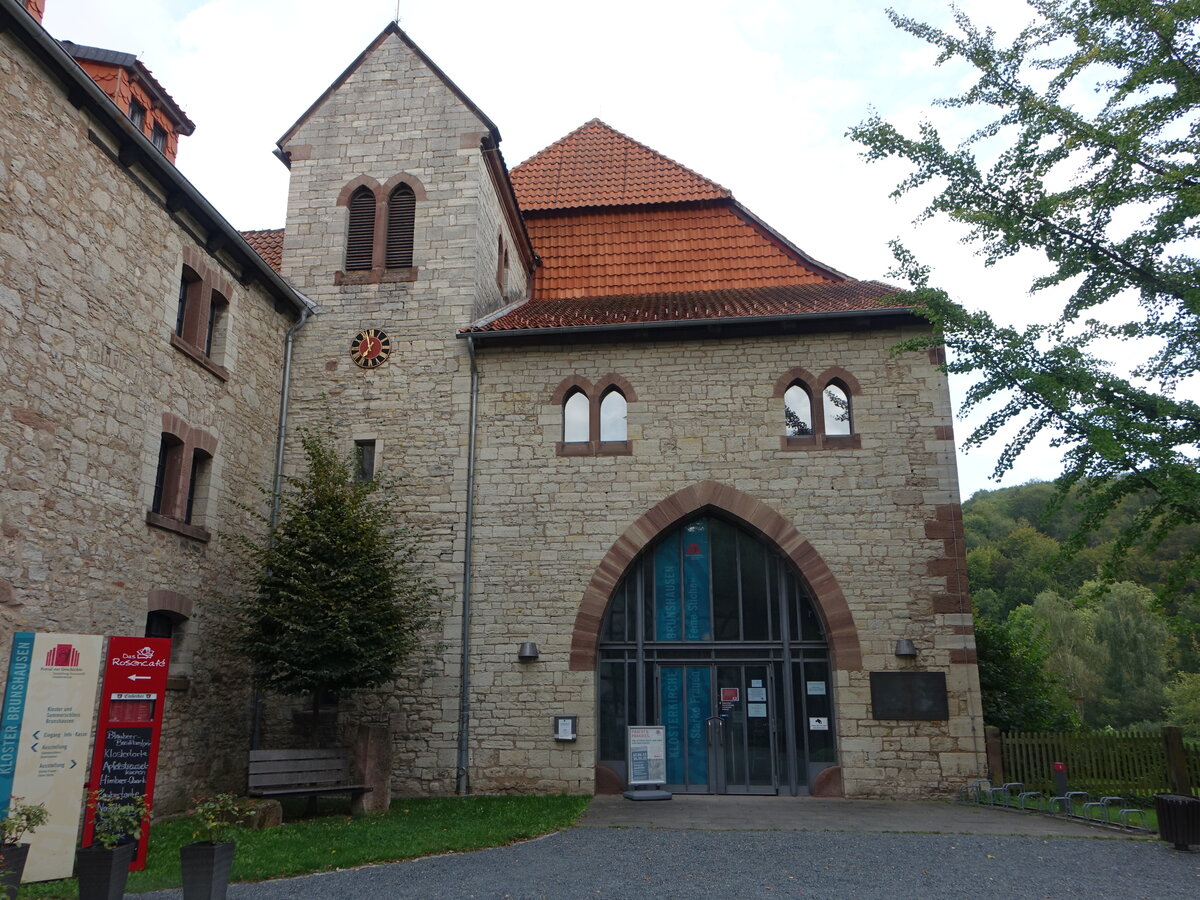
<box><xmin>780</xmin><ymin>370</ymin><xmax>859</xmax><ymax>449</ymax></box>
<box><xmin>557</xmin><ymin>380</ymin><xmax>633</xmax><ymax>456</ymax></box>
<box><xmin>563</xmin><ymin>388</ymin><xmax>627</xmax><ymax>443</ymax></box>
<box><xmin>784</xmin><ymin>380</ymin><xmax>853</xmax><ymax>437</ymax></box>
<box><xmin>344</xmin><ymin>182</ymin><xmax>416</xmax><ymax>272</ymax></box>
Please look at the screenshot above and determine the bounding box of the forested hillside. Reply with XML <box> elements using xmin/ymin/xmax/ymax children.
<box><xmin>964</xmin><ymin>482</ymin><xmax>1200</xmax><ymax>735</ymax></box>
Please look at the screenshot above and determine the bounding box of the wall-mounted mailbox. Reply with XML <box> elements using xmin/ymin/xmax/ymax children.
<box><xmin>554</xmin><ymin>715</ymin><xmax>577</xmax><ymax>742</ymax></box>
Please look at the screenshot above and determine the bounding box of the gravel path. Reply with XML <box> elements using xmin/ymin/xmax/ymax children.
<box><xmin>140</xmin><ymin>827</ymin><xmax>1200</xmax><ymax>899</ymax></box>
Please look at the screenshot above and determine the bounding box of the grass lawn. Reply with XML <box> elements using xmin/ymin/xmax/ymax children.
<box><xmin>22</xmin><ymin>795</ymin><xmax>591</xmax><ymax>898</ymax></box>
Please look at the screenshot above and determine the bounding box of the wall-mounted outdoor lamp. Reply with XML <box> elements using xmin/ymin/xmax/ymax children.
<box><xmin>894</xmin><ymin>638</ymin><xmax>917</xmax><ymax>658</ymax></box>
<box><xmin>517</xmin><ymin>641</ymin><xmax>540</xmax><ymax>662</ymax></box>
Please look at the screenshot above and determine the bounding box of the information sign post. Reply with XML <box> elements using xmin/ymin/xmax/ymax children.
<box><xmin>81</xmin><ymin>637</ymin><xmax>171</xmax><ymax>871</ymax></box>
<box><xmin>0</xmin><ymin>632</ymin><xmax>103</xmax><ymax>882</ymax></box>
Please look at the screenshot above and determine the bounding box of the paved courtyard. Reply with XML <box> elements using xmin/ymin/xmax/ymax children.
<box><xmin>140</xmin><ymin>797</ymin><xmax>1200</xmax><ymax>899</ymax></box>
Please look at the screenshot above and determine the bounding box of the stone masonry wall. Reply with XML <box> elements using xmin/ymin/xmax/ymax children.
<box><xmin>465</xmin><ymin>329</ymin><xmax>985</xmax><ymax>797</ymax></box>
<box><xmin>272</xmin><ymin>26</ymin><xmax>981</xmax><ymax>799</ymax></box>
<box><xmin>0</xmin><ymin>31</ymin><xmax>297</xmax><ymax>811</ymax></box>
<box><xmin>277</xmin><ymin>30</ymin><xmax>529</xmax><ymax>794</ymax></box>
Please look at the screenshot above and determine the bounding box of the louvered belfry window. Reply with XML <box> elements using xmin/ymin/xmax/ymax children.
<box><xmin>345</xmin><ymin>186</ymin><xmax>376</xmax><ymax>270</ymax></box>
<box><xmin>386</xmin><ymin>184</ymin><xmax>415</xmax><ymax>268</ymax></box>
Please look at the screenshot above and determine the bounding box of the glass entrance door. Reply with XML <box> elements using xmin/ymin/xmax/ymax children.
<box><xmin>659</xmin><ymin>663</ymin><xmax>777</xmax><ymax>794</ymax></box>
<box><xmin>597</xmin><ymin>514</ymin><xmax>835</xmax><ymax>796</ymax></box>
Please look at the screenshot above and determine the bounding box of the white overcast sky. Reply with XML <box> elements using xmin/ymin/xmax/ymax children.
<box><xmin>42</xmin><ymin>0</ymin><xmax>1106</xmax><ymax>499</ymax></box>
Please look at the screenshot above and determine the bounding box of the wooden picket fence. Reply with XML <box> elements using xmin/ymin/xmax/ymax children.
<box><xmin>1000</xmin><ymin>730</ymin><xmax>1200</xmax><ymax>797</ymax></box>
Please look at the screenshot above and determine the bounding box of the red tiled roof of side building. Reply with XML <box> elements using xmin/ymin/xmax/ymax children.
<box><xmin>527</xmin><ymin>205</ymin><xmax>836</xmax><ymax>299</ymax></box>
<box><xmin>241</xmin><ymin>228</ymin><xmax>284</xmax><ymax>273</ymax></box>
<box><xmin>511</xmin><ymin>119</ymin><xmax>731</xmax><ymax>211</ymax></box>
<box><xmin>60</xmin><ymin>42</ymin><xmax>196</xmax><ymax>135</ymax></box>
<box><xmin>466</xmin><ymin>280</ymin><xmax>909</xmax><ymax>333</ymax></box>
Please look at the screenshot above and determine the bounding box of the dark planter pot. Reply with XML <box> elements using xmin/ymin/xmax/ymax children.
<box><xmin>0</xmin><ymin>842</ymin><xmax>30</xmax><ymax>899</ymax></box>
<box><xmin>1154</xmin><ymin>793</ymin><xmax>1200</xmax><ymax>851</ymax></box>
<box><xmin>180</xmin><ymin>840</ymin><xmax>236</xmax><ymax>900</ymax></box>
<box><xmin>76</xmin><ymin>841</ymin><xmax>136</xmax><ymax>900</ymax></box>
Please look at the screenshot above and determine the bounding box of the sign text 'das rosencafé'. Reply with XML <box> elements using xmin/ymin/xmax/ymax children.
<box><xmin>82</xmin><ymin>637</ymin><xmax>171</xmax><ymax>872</ymax></box>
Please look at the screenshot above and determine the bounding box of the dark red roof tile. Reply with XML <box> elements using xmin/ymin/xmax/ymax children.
<box><xmin>467</xmin><ymin>281</ymin><xmax>908</xmax><ymax>332</ymax></box>
<box><xmin>241</xmin><ymin>228</ymin><xmax>284</xmax><ymax>273</ymax></box>
<box><xmin>526</xmin><ymin>206</ymin><xmax>834</xmax><ymax>299</ymax></box>
<box><xmin>511</xmin><ymin>119</ymin><xmax>730</xmax><ymax>211</ymax></box>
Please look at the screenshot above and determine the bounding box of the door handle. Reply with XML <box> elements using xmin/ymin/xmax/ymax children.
<box><xmin>706</xmin><ymin>715</ymin><xmax>724</xmax><ymax>747</ymax></box>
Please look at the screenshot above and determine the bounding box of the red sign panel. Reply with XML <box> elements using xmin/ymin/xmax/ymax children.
<box><xmin>82</xmin><ymin>637</ymin><xmax>171</xmax><ymax>871</ymax></box>
<box><xmin>720</xmin><ymin>688</ymin><xmax>739</xmax><ymax>703</ymax></box>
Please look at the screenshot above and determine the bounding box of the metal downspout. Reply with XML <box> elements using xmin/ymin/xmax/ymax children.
<box><xmin>270</xmin><ymin>304</ymin><xmax>313</xmax><ymax>533</ymax></box>
<box><xmin>456</xmin><ymin>335</ymin><xmax>480</xmax><ymax>794</ymax></box>
<box><xmin>250</xmin><ymin>302</ymin><xmax>313</xmax><ymax>751</ymax></box>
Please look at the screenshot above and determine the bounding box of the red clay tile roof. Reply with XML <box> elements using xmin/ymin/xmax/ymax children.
<box><xmin>61</xmin><ymin>41</ymin><xmax>196</xmax><ymax>135</ymax></box>
<box><xmin>467</xmin><ymin>281</ymin><xmax>908</xmax><ymax>333</ymax></box>
<box><xmin>528</xmin><ymin>206</ymin><xmax>837</xmax><ymax>299</ymax></box>
<box><xmin>241</xmin><ymin>228</ymin><xmax>284</xmax><ymax>273</ymax></box>
<box><xmin>511</xmin><ymin>119</ymin><xmax>731</xmax><ymax>211</ymax></box>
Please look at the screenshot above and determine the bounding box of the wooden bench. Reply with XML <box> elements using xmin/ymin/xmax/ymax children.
<box><xmin>248</xmin><ymin>748</ymin><xmax>373</xmax><ymax>816</ymax></box>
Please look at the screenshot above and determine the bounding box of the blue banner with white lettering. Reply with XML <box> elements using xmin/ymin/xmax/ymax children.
<box><xmin>660</xmin><ymin>666</ymin><xmax>683</xmax><ymax>784</ymax></box>
<box><xmin>683</xmin><ymin>520</ymin><xmax>711</xmax><ymax>640</ymax></box>
<box><xmin>686</xmin><ymin>666</ymin><xmax>710</xmax><ymax>785</ymax></box>
<box><xmin>654</xmin><ymin>539</ymin><xmax>681</xmax><ymax>641</ymax></box>
<box><xmin>0</xmin><ymin>632</ymin><xmax>35</xmax><ymax>815</ymax></box>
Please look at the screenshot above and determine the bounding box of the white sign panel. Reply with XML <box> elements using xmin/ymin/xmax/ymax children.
<box><xmin>1</xmin><ymin>633</ymin><xmax>103</xmax><ymax>882</ymax></box>
<box><xmin>808</xmin><ymin>716</ymin><xmax>829</xmax><ymax>731</ymax></box>
<box><xmin>807</xmin><ymin>681</ymin><xmax>826</xmax><ymax>696</ymax></box>
<box><xmin>626</xmin><ymin>726</ymin><xmax>667</xmax><ymax>785</ymax></box>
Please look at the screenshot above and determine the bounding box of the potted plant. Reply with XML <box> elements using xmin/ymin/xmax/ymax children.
<box><xmin>180</xmin><ymin>793</ymin><xmax>246</xmax><ymax>900</ymax></box>
<box><xmin>76</xmin><ymin>791</ymin><xmax>149</xmax><ymax>900</ymax></box>
<box><xmin>0</xmin><ymin>798</ymin><xmax>49</xmax><ymax>898</ymax></box>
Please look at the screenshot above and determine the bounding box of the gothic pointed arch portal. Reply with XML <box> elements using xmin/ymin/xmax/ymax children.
<box><xmin>577</xmin><ymin>482</ymin><xmax>861</xmax><ymax>795</ymax></box>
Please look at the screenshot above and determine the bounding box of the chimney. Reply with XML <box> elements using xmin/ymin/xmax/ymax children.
<box><xmin>25</xmin><ymin>1</ymin><xmax>45</xmax><ymax>24</ymax></box>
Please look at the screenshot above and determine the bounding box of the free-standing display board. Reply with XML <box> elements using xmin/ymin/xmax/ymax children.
<box><xmin>626</xmin><ymin>726</ymin><xmax>667</xmax><ymax>785</ymax></box>
<box><xmin>81</xmin><ymin>637</ymin><xmax>171</xmax><ymax>871</ymax></box>
<box><xmin>0</xmin><ymin>633</ymin><xmax>103</xmax><ymax>882</ymax></box>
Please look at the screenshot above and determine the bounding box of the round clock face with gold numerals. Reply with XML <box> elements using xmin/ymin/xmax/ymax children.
<box><xmin>351</xmin><ymin>328</ymin><xmax>391</xmax><ymax>368</ymax></box>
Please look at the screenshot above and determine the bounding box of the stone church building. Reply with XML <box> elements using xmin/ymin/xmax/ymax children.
<box><xmin>1</xmin><ymin>1</ymin><xmax>984</xmax><ymax>806</ymax></box>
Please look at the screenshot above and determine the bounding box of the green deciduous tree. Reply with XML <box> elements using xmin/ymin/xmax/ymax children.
<box><xmin>228</xmin><ymin>426</ymin><xmax>440</xmax><ymax>717</ymax></box>
<box><xmin>966</xmin><ymin>524</ymin><xmax>1093</xmax><ymax>618</ymax></box>
<box><xmin>973</xmin><ymin>614</ymin><xmax>1079</xmax><ymax>732</ymax></box>
<box><xmin>1024</xmin><ymin>590</ymin><xmax>1106</xmax><ymax>720</ymax></box>
<box><xmin>849</xmin><ymin>0</ymin><xmax>1200</xmax><ymax>594</ymax></box>
<box><xmin>1085</xmin><ymin>581</ymin><xmax>1171</xmax><ymax>726</ymax></box>
<box><xmin>1165</xmin><ymin>671</ymin><xmax>1200</xmax><ymax>736</ymax></box>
